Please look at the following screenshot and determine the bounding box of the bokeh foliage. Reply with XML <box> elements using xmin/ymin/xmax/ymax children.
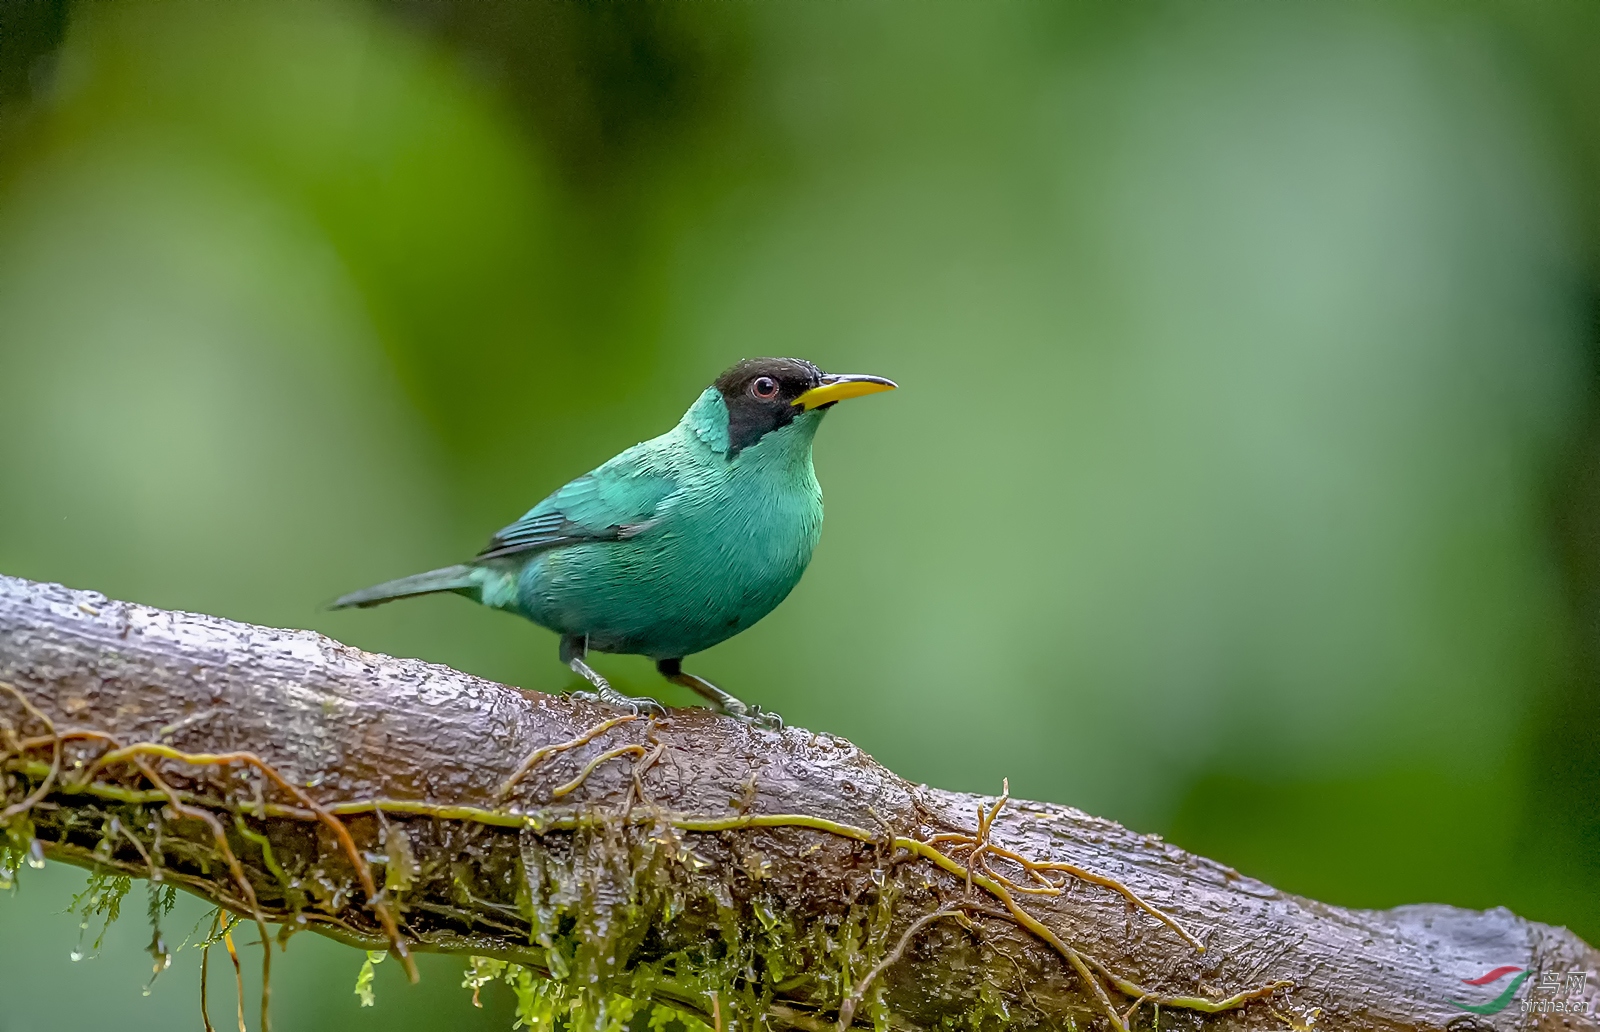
<box><xmin>1</xmin><ymin>2</ymin><xmax>1598</xmax><ymax>1028</ymax></box>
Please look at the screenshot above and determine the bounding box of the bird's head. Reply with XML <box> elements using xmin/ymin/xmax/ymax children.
<box><xmin>709</xmin><ymin>357</ymin><xmax>896</xmax><ymax>458</ymax></box>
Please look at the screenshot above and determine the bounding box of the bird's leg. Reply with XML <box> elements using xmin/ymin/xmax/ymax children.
<box><xmin>657</xmin><ymin>659</ymin><xmax>783</xmax><ymax>730</ymax></box>
<box><xmin>560</xmin><ymin>635</ymin><xmax>665</xmax><ymax>717</ymax></box>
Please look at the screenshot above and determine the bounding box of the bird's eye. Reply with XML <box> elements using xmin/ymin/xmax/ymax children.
<box><xmin>750</xmin><ymin>376</ymin><xmax>779</xmax><ymax>400</ymax></box>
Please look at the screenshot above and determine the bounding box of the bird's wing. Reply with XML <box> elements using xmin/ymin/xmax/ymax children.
<box><xmin>476</xmin><ymin>453</ymin><xmax>681</xmax><ymax>562</ymax></box>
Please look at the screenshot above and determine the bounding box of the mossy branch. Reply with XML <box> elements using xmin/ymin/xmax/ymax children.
<box><xmin>1</xmin><ymin>574</ymin><xmax>1595</xmax><ymax>1032</ymax></box>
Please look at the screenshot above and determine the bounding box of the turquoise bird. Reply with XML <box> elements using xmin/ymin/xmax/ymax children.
<box><xmin>333</xmin><ymin>358</ymin><xmax>895</xmax><ymax>726</ymax></box>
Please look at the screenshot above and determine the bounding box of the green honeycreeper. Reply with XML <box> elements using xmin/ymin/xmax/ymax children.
<box><xmin>332</xmin><ymin>357</ymin><xmax>895</xmax><ymax>727</ymax></box>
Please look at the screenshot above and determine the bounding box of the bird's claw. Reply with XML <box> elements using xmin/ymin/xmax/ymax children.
<box><xmin>724</xmin><ymin>702</ymin><xmax>784</xmax><ymax>730</ymax></box>
<box><xmin>568</xmin><ymin>684</ymin><xmax>665</xmax><ymax>717</ymax></box>
<box><xmin>630</xmin><ymin>698</ymin><xmax>669</xmax><ymax>719</ymax></box>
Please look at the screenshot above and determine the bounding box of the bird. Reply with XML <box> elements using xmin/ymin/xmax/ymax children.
<box><xmin>332</xmin><ymin>357</ymin><xmax>895</xmax><ymax>727</ymax></box>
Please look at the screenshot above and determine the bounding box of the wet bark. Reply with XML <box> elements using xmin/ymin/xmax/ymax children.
<box><xmin>0</xmin><ymin>574</ymin><xmax>1594</xmax><ymax>1032</ymax></box>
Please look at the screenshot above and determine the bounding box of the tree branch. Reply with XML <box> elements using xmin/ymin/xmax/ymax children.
<box><xmin>0</xmin><ymin>574</ymin><xmax>1594</xmax><ymax>1031</ymax></box>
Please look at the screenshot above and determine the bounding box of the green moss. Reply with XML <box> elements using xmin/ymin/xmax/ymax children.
<box><xmin>68</xmin><ymin>870</ymin><xmax>133</xmax><ymax>960</ymax></box>
<box><xmin>0</xmin><ymin>815</ymin><xmax>39</xmax><ymax>890</ymax></box>
<box><xmin>354</xmin><ymin>949</ymin><xmax>387</xmax><ymax>1007</ymax></box>
<box><xmin>497</xmin><ymin>818</ymin><xmax>925</xmax><ymax>1031</ymax></box>
<box><xmin>383</xmin><ymin>823</ymin><xmax>418</xmax><ymax>893</ymax></box>
<box><xmin>144</xmin><ymin>883</ymin><xmax>178</xmax><ymax>994</ymax></box>
<box><xmin>234</xmin><ymin>813</ymin><xmax>289</xmax><ymax>889</ymax></box>
<box><xmin>464</xmin><ymin>956</ymin><xmax>710</xmax><ymax>1032</ymax></box>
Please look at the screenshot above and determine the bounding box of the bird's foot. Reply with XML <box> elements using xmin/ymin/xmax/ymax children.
<box><xmin>571</xmin><ymin>685</ymin><xmax>666</xmax><ymax>718</ymax></box>
<box><xmin>657</xmin><ymin>663</ymin><xmax>783</xmax><ymax>729</ymax></box>
<box><xmin>721</xmin><ymin>700</ymin><xmax>784</xmax><ymax>731</ymax></box>
<box><xmin>566</xmin><ymin>648</ymin><xmax>665</xmax><ymax>717</ymax></box>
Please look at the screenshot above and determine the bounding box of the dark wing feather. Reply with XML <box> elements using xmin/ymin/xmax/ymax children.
<box><xmin>475</xmin><ymin>467</ymin><xmax>676</xmax><ymax>562</ymax></box>
<box><xmin>476</xmin><ymin>509</ymin><xmax>626</xmax><ymax>560</ymax></box>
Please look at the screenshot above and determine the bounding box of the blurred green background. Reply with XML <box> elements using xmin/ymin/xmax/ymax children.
<box><xmin>2</xmin><ymin>1</ymin><xmax>1599</xmax><ymax>1028</ymax></box>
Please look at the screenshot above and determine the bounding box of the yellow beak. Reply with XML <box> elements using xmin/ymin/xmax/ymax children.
<box><xmin>793</xmin><ymin>374</ymin><xmax>898</xmax><ymax>411</ymax></box>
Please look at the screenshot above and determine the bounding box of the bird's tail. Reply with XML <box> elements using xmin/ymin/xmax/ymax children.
<box><xmin>330</xmin><ymin>564</ymin><xmax>477</xmax><ymax>610</ymax></box>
